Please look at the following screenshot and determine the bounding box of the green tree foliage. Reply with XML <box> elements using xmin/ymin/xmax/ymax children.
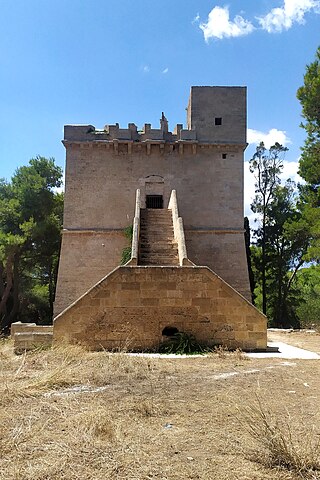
<box><xmin>297</xmin><ymin>46</ymin><xmax>320</xmax><ymax>261</ymax></box>
<box><xmin>249</xmin><ymin>142</ymin><xmax>288</xmax><ymax>314</ymax></box>
<box><xmin>263</xmin><ymin>181</ymin><xmax>310</xmax><ymax>327</ymax></box>
<box><xmin>249</xmin><ymin>144</ymin><xmax>311</xmax><ymax>327</ymax></box>
<box><xmin>295</xmin><ymin>265</ymin><xmax>320</xmax><ymax>329</ymax></box>
<box><xmin>249</xmin><ymin>46</ymin><xmax>320</xmax><ymax>327</ymax></box>
<box><xmin>0</xmin><ymin>157</ymin><xmax>63</xmax><ymax>333</ymax></box>
<box><xmin>297</xmin><ymin>46</ymin><xmax>320</xmax><ymax>191</ymax></box>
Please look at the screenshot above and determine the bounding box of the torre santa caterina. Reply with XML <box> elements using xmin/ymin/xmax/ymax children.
<box><xmin>53</xmin><ymin>86</ymin><xmax>267</xmax><ymax>351</ymax></box>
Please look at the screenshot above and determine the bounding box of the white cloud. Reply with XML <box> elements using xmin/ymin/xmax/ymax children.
<box><xmin>199</xmin><ymin>6</ymin><xmax>255</xmax><ymax>41</ymax></box>
<box><xmin>280</xmin><ymin>159</ymin><xmax>303</xmax><ymax>184</ymax></box>
<box><xmin>247</xmin><ymin>128</ymin><xmax>290</xmax><ymax>148</ymax></box>
<box><xmin>244</xmin><ymin>159</ymin><xmax>303</xmax><ymax>225</ymax></box>
<box><xmin>258</xmin><ymin>0</ymin><xmax>320</xmax><ymax>33</ymax></box>
<box><xmin>197</xmin><ymin>1</ymin><xmax>320</xmax><ymax>41</ymax></box>
<box><xmin>162</xmin><ymin>67</ymin><xmax>169</xmax><ymax>74</ymax></box>
<box><xmin>54</xmin><ymin>170</ymin><xmax>65</xmax><ymax>194</ymax></box>
<box><xmin>142</xmin><ymin>65</ymin><xmax>150</xmax><ymax>73</ymax></box>
<box><xmin>192</xmin><ymin>13</ymin><xmax>200</xmax><ymax>24</ymax></box>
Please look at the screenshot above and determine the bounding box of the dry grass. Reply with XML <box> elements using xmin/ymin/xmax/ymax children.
<box><xmin>0</xmin><ymin>338</ymin><xmax>320</xmax><ymax>479</ymax></box>
<box><xmin>239</xmin><ymin>395</ymin><xmax>320</xmax><ymax>477</ymax></box>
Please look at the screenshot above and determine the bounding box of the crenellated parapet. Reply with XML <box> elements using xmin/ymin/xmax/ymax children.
<box><xmin>63</xmin><ymin>112</ymin><xmax>198</xmax><ymax>145</ymax></box>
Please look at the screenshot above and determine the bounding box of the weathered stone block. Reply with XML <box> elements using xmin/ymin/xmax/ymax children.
<box><xmin>14</xmin><ymin>331</ymin><xmax>53</xmax><ymax>353</ymax></box>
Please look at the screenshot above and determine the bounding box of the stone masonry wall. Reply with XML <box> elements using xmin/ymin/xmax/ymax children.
<box><xmin>53</xmin><ymin>266</ymin><xmax>267</xmax><ymax>351</ymax></box>
<box><xmin>54</xmin><ymin>143</ymin><xmax>250</xmax><ymax>316</ymax></box>
<box><xmin>54</xmin><ymin>230</ymin><xmax>127</xmax><ymax>315</ymax></box>
<box><xmin>185</xmin><ymin>231</ymin><xmax>251</xmax><ymax>300</ymax></box>
<box><xmin>62</xmin><ymin>143</ymin><xmax>245</xmax><ymax>230</ymax></box>
<box><xmin>187</xmin><ymin>86</ymin><xmax>246</xmax><ymax>143</ymax></box>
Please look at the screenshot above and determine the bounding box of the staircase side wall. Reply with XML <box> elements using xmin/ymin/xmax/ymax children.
<box><xmin>53</xmin><ymin>266</ymin><xmax>267</xmax><ymax>351</ymax></box>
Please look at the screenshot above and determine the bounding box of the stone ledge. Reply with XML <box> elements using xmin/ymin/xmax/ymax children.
<box><xmin>11</xmin><ymin>322</ymin><xmax>53</xmax><ymax>354</ymax></box>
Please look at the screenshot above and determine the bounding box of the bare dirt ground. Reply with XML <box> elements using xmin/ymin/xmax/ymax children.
<box><xmin>268</xmin><ymin>329</ymin><xmax>320</xmax><ymax>354</ymax></box>
<box><xmin>0</xmin><ymin>333</ymin><xmax>319</xmax><ymax>480</ymax></box>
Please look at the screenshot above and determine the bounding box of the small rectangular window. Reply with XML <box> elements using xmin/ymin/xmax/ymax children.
<box><xmin>222</xmin><ymin>153</ymin><xmax>227</xmax><ymax>159</ymax></box>
<box><xmin>215</xmin><ymin>117</ymin><xmax>222</xmax><ymax>126</ymax></box>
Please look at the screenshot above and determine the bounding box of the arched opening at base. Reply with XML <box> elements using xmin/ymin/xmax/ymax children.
<box><xmin>162</xmin><ymin>326</ymin><xmax>179</xmax><ymax>337</ymax></box>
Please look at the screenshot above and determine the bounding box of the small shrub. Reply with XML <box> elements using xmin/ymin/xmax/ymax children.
<box><xmin>159</xmin><ymin>332</ymin><xmax>205</xmax><ymax>355</ymax></box>
<box><xmin>120</xmin><ymin>246</ymin><xmax>132</xmax><ymax>265</ymax></box>
<box><xmin>124</xmin><ymin>224</ymin><xmax>133</xmax><ymax>240</ymax></box>
<box><xmin>213</xmin><ymin>345</ymin><xmax>229</xmax><ymax>358</ymax></box>
<box><xmin>120</xmin><ymin>225</ymin><xmax>133</xmax><ymax>265</ymax></box>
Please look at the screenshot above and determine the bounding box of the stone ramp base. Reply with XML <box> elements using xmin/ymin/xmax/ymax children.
<box><xmin>11</xmin><ymin>322</ymin><xmax>53</xmax><ymax>354</ymax></box>
<box><xmin>54</xmin><ymin>266</ymin><xmax>267</xmax><ymax>351</ymax></box>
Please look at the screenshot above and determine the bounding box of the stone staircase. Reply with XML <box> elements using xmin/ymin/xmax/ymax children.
<box><xmin>138</xmin><ymin>209</ymin><xmax>179</xmax><ymax>265</ymax></box>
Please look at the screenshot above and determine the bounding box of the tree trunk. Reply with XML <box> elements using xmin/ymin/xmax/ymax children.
<box><xmin>6</xmin><ymin>255</ymin><xmax>20</xmax><ymax>330</ymax></box>
<box><xmin>0</xmin><ymin>255</ymin><xmax>14</xmax><ymax>332</ymax></box>
<box><xmin>262</xmin><ymin>218</ymin><xmax>267</xmax><ymax>315</ymax></box>
<box><xmin>0</xmin><ymin>261</ymin><xmax>5</xmax><ymax>299</ymax></box>
<box><xmin>276</xmin><ymin>262</ymin><xmax>283</xmax><ymax>327</ymax></box>
<box><xmin>48</xmin><ymin>259</ymin><xmax>54</xmax><ymax>319</ymax></box>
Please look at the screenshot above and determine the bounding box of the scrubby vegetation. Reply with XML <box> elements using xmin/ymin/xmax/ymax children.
<box><xmin>1</xmin><ymin>333</ymin><xmax>320</xmax><ymax>479</ymax></box>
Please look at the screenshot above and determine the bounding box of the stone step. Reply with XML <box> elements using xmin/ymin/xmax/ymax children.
<box><xmin>140</xmin><ymin>239</ymin><xmax>176</xmax><ymax>244</ymax></box>
<box><xmin>140</xmin><ymin>253</ymin><xmax>177</xmax><ymax>258</ymax></box>
<box><xmin>140</xmin><ymin>227</ymin><xmax>173</xmax><ymax>231</ymax></box>
<box><xmin>141</xmin><ymin>218</ymin><xmax>171</xmax><ymax>220</ymax></box>
<box><xmin>140</xmin><ymin>222</ymin><xmax>173</xmax><ymax>230</ymax></box>
<box><xmin>140</xmin><ymin>243</ymin><xmax>177</xmax><ymax>248</ymax></box>
<box><xmin>139</xmin><ymin>253</ymin><xmax>179</xmax><ymax>261</ymax></box>
<box><xmin>140</xmin><ymin>233</ymin><xmax>174</xmax><ymax>238</ymax></box>
<box><xmin>140</xmin><ymin>219</ymin><xmax>172</xmax><ymax>223</ymax></box>
<box><xmin>140</xmin><ymin>209</ymin><xmax>171</xmax><ymax>213</ymax></box>
<box><xmin>140</xmin><ymin>244</ymin><xmax>177</xmax><ymax>250</ymax></box>
<box><xmin>140</xmin><ymin>232</ymin><xmax>174</xmax><ymax>237</ymax></box>
<box><xmin>140</xmin><ymin>222</ymin><xmax>172</xmax><ymax>226</ymax></box>
<box><xmin>140</xmin><ymin>219</ymin><xmax>172</xmax><ymax>224</ymax></box>
<box><xmin>140</xmin><ymin>230</ymin><xmax>174</xmax><ymax>235</ymax></box>
<box><xmin>141</xmin><ymin>231</ymin><xmax>173</xmax><ymax>234</ymax></box>
<box><xmin>140</xmin><ymin>215</ymin><xmax>171</xmax><ymax>219</ymax></box>
<box><xmin>141</xmin><ymin>224</ymin><xmax>172</xmax><ymax>227</ymax></box>
<box><xmin>141</xmin><ymin>211</ymin><xmax>172</xmax><ymax>215</ymax></box>
<box><xmin>139</xmin><ymin>255</ymin><xmax>178</xmax><ymax>261</ymax></box>
<box><xmin>140</xmin><ymin>213</ymin><xmax>171</xmax><ymax>216</ymax></box>
<box><xmin>140</xmin><ymin>239</ymin><xmax>175</xmax><ymax>244</ymax></box>
<box><xmin>140</xmin><ymin>252</ymin><xmax>178</xmax><ymax>258</ymax></box>
<box><xmin>139</xmin><ymin>259</ymin><xmax>179</xmax><ymax>265</ymax></box>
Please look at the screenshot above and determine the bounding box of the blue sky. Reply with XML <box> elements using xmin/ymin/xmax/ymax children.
<box><xmin>0</xmin><ymin>0</ymin><xmax>319</xmax><ymax>216</ymax></box>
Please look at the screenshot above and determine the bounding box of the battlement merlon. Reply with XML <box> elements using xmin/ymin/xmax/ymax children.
<box><xmin>63</xmin><ymin>86</ymin><xmax>247</xmax><ymax>145</ymax></box>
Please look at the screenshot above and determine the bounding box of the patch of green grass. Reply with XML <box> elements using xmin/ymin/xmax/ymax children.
<box><xmin>120</xmin><ymin>225</ymin><xmax>133</xmax><ymax>265</ymax></box>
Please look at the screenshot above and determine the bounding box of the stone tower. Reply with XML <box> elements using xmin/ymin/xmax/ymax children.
<box><xmin>53</xmin><ymin>86</ymin><xmax>267</xmax><ymax>351</ymax></box>
<box><xmin>54</xmin><ymin>86</ymin><xmax>251</xmax><ymax>317</ymax></box>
